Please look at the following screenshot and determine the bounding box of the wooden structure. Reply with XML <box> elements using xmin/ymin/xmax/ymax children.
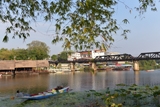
<box><xmin>0</xmin><ymin>60</ymin><xmax>49</xmax><ymax>71</ymax></box>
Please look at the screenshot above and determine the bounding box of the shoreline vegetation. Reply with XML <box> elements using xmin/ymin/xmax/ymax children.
<box><xmin>139</xmin><ymin>60</ymin><xmax>160</xmax><ymax>70</ymax></box>
<box><xmin>2</xmin><ymin>84</ymin><xmax>160</xmax><ymax>107</ymax></box>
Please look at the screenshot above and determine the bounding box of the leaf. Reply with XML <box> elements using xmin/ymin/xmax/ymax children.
<box><xmin>122</xmin><ymin>19</ymin><xmax>129</xmax><ymax>24</ymax></box>
<box><xmin>83</xmin><ymin>27</ymin><xmax>88</xmax><ymax>33</ymax></box>
<box><xmin>55</xmin><ymin>24</ymin><xmax>61</xmax><ymax>31</ymax></box>
<box><xmin>3</xmin><ymin>35</ymin><xmax>9</xmax><ymax>42</ymax></box>
<box><xmin>151</xmin><ymin>7</ymin><xmax>157</xmax><ymax>11</ymax></box>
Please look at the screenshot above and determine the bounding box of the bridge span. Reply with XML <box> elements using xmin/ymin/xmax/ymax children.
<box><xmin>49</xmin><ymin>51</ymin><xmax>160</xmax><ymax>71</ymax></box>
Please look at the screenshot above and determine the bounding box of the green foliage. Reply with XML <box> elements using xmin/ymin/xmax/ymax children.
<box><xmin>0</xmin><ymin>40</ymin><xmax>50</xmax><ymax>60</ymax></box>
<box><xmin>14</xmin><ymin>84</ymin><xmax>160</xmax><ymax>107</ymax></box>
<box><xmin>156</xmin><ymin>60</ymin><xmax>160</xmax><ymax>64</ymax></box>
<box><xmin>14</xmin><ymin>49</ymin><xmax>29</xmax><ymax>60</ymax></box>
<box><xmin>27</xmin><ymin>40</ymin><xmax>50</xmax><ymax>60</ymax></box>
<box><xmin>139</xmin><ymin>60</ymin><xmax>157</xmax><ymax>70</ymax></box>
<box><xmin>57</xmin><ymin>51</ymin><xmax>73</xmax><ymax>61</ymax></box>
<box><xmin>0</xmin><ymin>0</ymin><xmax>158</xmax><ymax>51</ymax></box>
<box><xmin>153</xmin><ymin>90</ymin><xmax>160</xmax><ymax>97</ymax></box>
<box><xmin>0</xmin><ymin>48</ymin><xmax>14</xmax><ymax>60</ymax></box>
<box><xmin>135</xmin><ymin>0</ymin><xmax>157</xmax><ymax>14</ymax></box>
<box><xmin>51</xmin><ymin>54</ymin><xmax>58</xmax><ymax>61</ymax></box>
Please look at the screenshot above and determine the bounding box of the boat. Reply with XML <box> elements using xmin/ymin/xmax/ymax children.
<box><xmin>146</xmin><ymin>69</ymin><xmax>154</xmax><ymax>72</ymax></box>
<box><xmin>20</xmin><ymin>86</ymin><xmax>69</xmax><ymax>100</ymax></box>
<box><xmin>107</xmin><ymin>64</ymin><xmax>132</xmax><ymax>71</ymax></box>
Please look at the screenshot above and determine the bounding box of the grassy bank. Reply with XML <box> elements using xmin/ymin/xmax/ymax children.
<box><xmin>12</xmin><ymin>84</ymin><xmax>160</xmax><ymax>107</ymax></box>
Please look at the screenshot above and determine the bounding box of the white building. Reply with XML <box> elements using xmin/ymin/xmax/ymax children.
<box><xmin>92</xmin><ymin>49</ymin><xmax>106</xmax><ymax>59</ymax></box>
<box><xmin>67</xmin><ymin>52</ymin><xmax>81</xmax><ymax>61</ymax></box>
<box><xmin>106</xmin><ymin>52</ymin><xmax>120</xmax><ymax>55</ymax></box>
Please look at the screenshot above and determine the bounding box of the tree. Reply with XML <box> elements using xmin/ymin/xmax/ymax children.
<box><xmin>59</xmin><ymin>50</ymin><xmax>74</xmax><ymax>61</ymax></box>
<box><xmin>139</xmin><ymin>60</ymin><xmax>157</xmax><ymax>70</ymax></box>
<box><xmin>1</xmin><ymin>0</ymin><xmax>158</xmax><ymax>51</ymax></box>
<box><xmin>27</xmin><ymin>40</ymin><xmax>50</xmax><ymax>60</ymax></box>
<box><xmin>58</xmin><ymin>51</ymin><xmax>69</xmax><ymax>61</ymax></box>
<box><xmin>0</xmin><ymin>48</ymin><xmax>13</xmax><ymax>60</ymax></box>
<box><xmin>51</xmin><ymin>54</ymin><xmax>58</xmax><ymax>61</ymax></box>
<box><xmin>14</xmin><ymin>48</ymin><xmax>28</xmax><ymax>60</ymax></box>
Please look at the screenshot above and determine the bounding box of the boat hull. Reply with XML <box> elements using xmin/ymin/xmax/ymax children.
<box><xmin>21</xmin><ymin>87</ymin><xmax>69</xmax><ymax>100</ymax></box>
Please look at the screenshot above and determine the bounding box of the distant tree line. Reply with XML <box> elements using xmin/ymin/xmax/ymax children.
<box><xmin>0</xmin><ymin>40</ymin><xmax>73</xmax><ymax>61</ymax></box>
<box><xmin>139</xmin><ymin>60</ymin><xmax>160</xmax><ymax>70</ymax></box>
<box><xmin>0</xmin><ymin>40</ymin><xmax>50</xmax><ymax>60</ymax></box>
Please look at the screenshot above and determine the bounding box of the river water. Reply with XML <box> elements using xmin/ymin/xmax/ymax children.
<box><xmin>0</xmin><ymin>70</ymin><xmax>160</xmax><ymax>97</ymax></box>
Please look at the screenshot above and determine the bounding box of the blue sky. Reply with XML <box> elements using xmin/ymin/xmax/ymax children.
<box><xmin>0</xmin><ymin>1</ymin><xmax>160</xmax><ymax>56</ymax></box>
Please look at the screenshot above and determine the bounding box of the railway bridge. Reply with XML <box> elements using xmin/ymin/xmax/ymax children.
<box><xmin>49</xmin><ymin>51</ymin><xmax>160</xmax><ymax>72</ymax></box>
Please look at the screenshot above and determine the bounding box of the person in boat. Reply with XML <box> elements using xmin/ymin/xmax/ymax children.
<box><xmin>54</xmin><ymin>86</ymin><xmax>63</xmax><ymax>91</ymax></box>
<box><xmin>51</xmin><ymin>86</ymin><xmax>64</xmax><ymax>94</ymax></box>
<box><xmin>55</xmin><ymin>86</ymin><xmax>63</xmax><ymax>90</ymax></box>
<box><xmin>16</xmin><ymin>90</ymin><xmax>24</xmax><ymax>97</ymax></box>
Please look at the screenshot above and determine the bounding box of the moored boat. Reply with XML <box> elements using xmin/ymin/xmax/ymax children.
<box><xmin>20</xmin><ymin>86</ymin><xmax>69</xmax><ymax>100</ymax></box>
<box><xmin>146</xmin><ymin>69</ymin><xmax>154</xmax><ymax>72</ymax></box>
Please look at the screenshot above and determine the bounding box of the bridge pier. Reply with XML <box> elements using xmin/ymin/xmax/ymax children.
<box><xmin>133</xmin><ymin>61</ymin><xmax>139</xmax><ymax>71</ymax></box>
<box><xmin>91</xmin><ymin>62</ymin><xmax>97</xmax><ymax>72</ymax></box>
<box><xmin>70</xmin><ymin>62</ymin><xmax>75</xmax><ymax>72</ymax></box>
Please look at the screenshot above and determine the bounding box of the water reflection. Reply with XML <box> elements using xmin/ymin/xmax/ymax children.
<box><xmin>1</xmin><ymin>70</ymin><xmax>160</xmax><ymax>96</ymax></box>
<box><xmin>134</xmin><ymin>71</ymin><xmax>139</xmax><ymax>85</ymax></box>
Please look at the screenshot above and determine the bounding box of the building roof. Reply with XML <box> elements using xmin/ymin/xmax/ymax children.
<box><xmin>93</xmin><ymin>49</ymin><xmax>105</xmax><ymax>52</ymax></box>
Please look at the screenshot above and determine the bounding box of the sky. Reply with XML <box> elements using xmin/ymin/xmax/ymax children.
<box><xmin>0</xmin><ymin>1</ymin><xmax>160</xmax><ymax>57</ymax></box>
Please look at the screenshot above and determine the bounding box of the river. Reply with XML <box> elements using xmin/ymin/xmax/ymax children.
<box><xmin>0</xmin><ymin>70</ymin><xmax>160</xmax><ymax>97</ymax></box>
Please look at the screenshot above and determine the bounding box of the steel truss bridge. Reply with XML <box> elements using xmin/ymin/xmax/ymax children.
<box><xmin>49</xmin><ymin>51</ymin><xmax>160</xmax><ymax>64</ymax></box>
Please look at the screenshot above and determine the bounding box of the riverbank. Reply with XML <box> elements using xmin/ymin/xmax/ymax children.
<box><xmin>1</xmin><ymin>84</ymin><xmax>160</xmax><ymax>107</ymax></box>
